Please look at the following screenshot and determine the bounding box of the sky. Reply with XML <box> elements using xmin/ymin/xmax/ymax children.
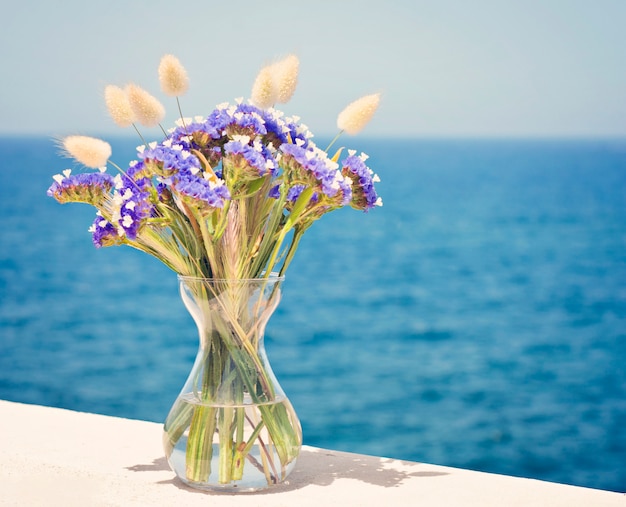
<box><xmin>2</xmin><ymin>0</ymin><xmax>625</xmax><ymax>138</ymax></box>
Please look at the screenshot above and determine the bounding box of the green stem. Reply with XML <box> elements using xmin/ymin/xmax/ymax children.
<box><xmin>185</xmin><ymin>404</ymin><xmax>217</xmax><ymax>482</ymax></box>
<box><xmin>263</xmin><ymin>229</ymin><xmax>289</xmax><ymax>279</ymax></box>
<box><xmin>218</xmin><ymin>405</ymin><xmax>234</xmax><ymax>483</ymax></box>
<box><xmin>324</xmin><ymin>129</ymin><xmax>344</xmax><ymax>152</ymax></box>
<box><xmin>132</xmin><ymin>123</ymin><xmax>147</xmax><ymax>146</ymax></box>
<box><xmin>176</xmin><ymin>97</ymin><xmax>188</xmax><ymax>133</ymax></box>
<box><xmin>279</xmin><ymin>226</ymin><xmax>305</xmax><ymax>278</ymax></box>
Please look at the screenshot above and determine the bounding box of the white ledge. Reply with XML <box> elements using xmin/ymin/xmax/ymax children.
<box><xmin>0</xmin><ymin>400</ymin><xmax>623</xmax><ymax>506</ymax></box>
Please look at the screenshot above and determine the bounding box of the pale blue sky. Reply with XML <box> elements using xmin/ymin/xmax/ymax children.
<box><xmin>2</xmin><ymin>0</ymin><xmax>625</xmax><ymax>138</ymax></box>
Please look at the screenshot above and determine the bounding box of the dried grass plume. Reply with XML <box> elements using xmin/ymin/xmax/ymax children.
<box><xmin>62</xmin><ymin>135</ymin><xmax>112</xmax><ymax>168</ymax></box>
<box><xmin>273</xmin><ymin>54</ymin><xmax>299</xmax><ymax>104</ymax></box>
<box><xmin>104</xmin><ymin>85</ymin><xmax>135</xmax><ymax>128</ymax></box>
<box><xmin>336</xmin><ymin>93</ymin><xmax>381</xmax><ymax>135</ymax></box>
<box><xmin>125</xmin><ymin>83</ymin><xmax>166</xmax><ymax>127</ymax></box>
<box><xmin>250</xmin><ymin>54</ymin><xmax>300</xmax><ymax>108</ymax></box>
<box><xmin>158</xmin><ymin>54</ymin><xmax>189</xmax><ymax>97</ymax></box>
<box><xmin>250</xmin><ymin>65</ymin><xmax>276</xmax><ymax>109</ymax></box>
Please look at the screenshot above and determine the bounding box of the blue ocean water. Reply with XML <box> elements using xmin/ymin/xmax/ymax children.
<box><xmin>1</xmin><ymin>136</ymin><xmax>625</xmax><ymax>492</ymax></box>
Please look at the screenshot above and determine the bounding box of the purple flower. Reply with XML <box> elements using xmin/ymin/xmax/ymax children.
<box><xmin>204</xmin><ymin>108</ymin><xmax>233</xmax><ymax>138</ymax></box>
<box><xmin>268</xmin><ymin>184</ymin><xmax>281</xmax><ymax>199</ymax></box>
<box><xmin>341</xmin><ymin>154</ymin><xmax>381</xmax><ymax>211</ymax></box>
<box><xmin>116</xmin><ymin>188</ymin><xmax>153</xmax><ymax>240</ymax></box>
<box><xmin>172</xmin><ymin>174</ymin><xmax>230</xmax><ymax>213</ymax></box>
<box><xmin>113</xmin><ymin>162</ymin><xmax>155</xmax><ymax>239</ymax></box>
<box><xmin>223</xmin><ymin>140</ymin><xmax>277</xmax><ymax>179</ymax></box>
<box><xmin>140</xmin><ymin>143</ymin><xmax>201</xmax><ymax>177</ymax></box>
<box><xmin>47</xmin><ymin>172</ymin><xmax>114</xmax><ymax>205</ymax></box>
<box><xmin>90</xmin><ymin>215</ymin><xmax>121</xmax><ymax>248</ymax></box>
<box><xmin>280</xmin><ymin>143</ymin><xmax>351</xmax><ymax>206</ymax></box>
<box><xmin>258</xmin><ymin>110</ymin><xmax>289</xmax><ymax>147</ymax></box>
<box><xmin>180</xmin><ymin>103</ymin><xmax>268</xmax><ymax>140</ymax></box>
<box><xmin>286</xmin><ymin>184</ymin><xmax>307</xmax><ymax>203</ymax></box>
<box><xmin>281</xmin><ymin>118</ymin><xmax>313</xmax><ymax>149</ymax></box>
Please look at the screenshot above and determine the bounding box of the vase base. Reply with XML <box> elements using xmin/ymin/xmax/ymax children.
<box><xmin>167</xmin><ymin>437</ymin><xmax>299</xmax><ymax>492</ymax></box>
<box><xmin>176</xmin><ymin>475</ymin><xmax>293</xmax><ymax>493</ymax></box>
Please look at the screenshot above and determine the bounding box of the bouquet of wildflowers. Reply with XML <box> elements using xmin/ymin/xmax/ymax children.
<box><xmin>48</xmin><ymin>54</ymin><xmax>381</xmax><ymax>280</ymax></box>
<box><xmin>47</xmin><ymin>54</ymin><xmax>382</xmax><ymax>488</ymax></box>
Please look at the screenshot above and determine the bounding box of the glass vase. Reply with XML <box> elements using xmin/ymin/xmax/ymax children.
<box><xmin>163</xmin><ymin>275</ymin><xmax>302</xmax><ymax>492</ymax></box>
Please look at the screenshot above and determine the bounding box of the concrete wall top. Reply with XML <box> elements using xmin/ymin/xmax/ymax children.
<box><xmin>1</xmin><ymin>400</ymin><xmax>624</xmax><ymax>506</ymax></box>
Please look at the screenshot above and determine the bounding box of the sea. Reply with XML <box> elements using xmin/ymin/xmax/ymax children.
<box><xmin>1</xmin><ymin>136</ymin><xmax>625</xmax><ymax>492</ymax></box>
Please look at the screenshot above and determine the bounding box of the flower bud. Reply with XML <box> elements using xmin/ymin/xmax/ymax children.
<box><xmin>125</xmin><ymin>83</ymin><xmax>166</xmax><ymax>127</ymax></box>
<box><xmin>158</xmin><ymin>54</ymin><xmax>189</xmax><ymax>97</ymax></box>
<box><xmin>336</xmin><ymin>93</ymin><xmax>381</xmax><ymax>135</ymax></box>
<box><xmin>104</xmin><ymin>85</ymin><xmax>135</xmax><ymax>128</ymax></box>
<box><xmin>62</xmin><ymin>135</ymin><xmax>112</xmax><ymax>168</ymax></box>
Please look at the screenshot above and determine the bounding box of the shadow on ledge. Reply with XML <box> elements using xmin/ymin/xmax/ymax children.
<box><xmin>126</xmin><ymin>456</ymin><xmax>169</xmax><ymax>473</ymax></box>
<box><xmin>283</xmin><ymin>447</ymin><xmax>449</xmax><ymax>491</ymax></box>
<box><xmin>128</xmin><ymin>447</ymin><xmax>448</xmax><ymax>496</ymax></box>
